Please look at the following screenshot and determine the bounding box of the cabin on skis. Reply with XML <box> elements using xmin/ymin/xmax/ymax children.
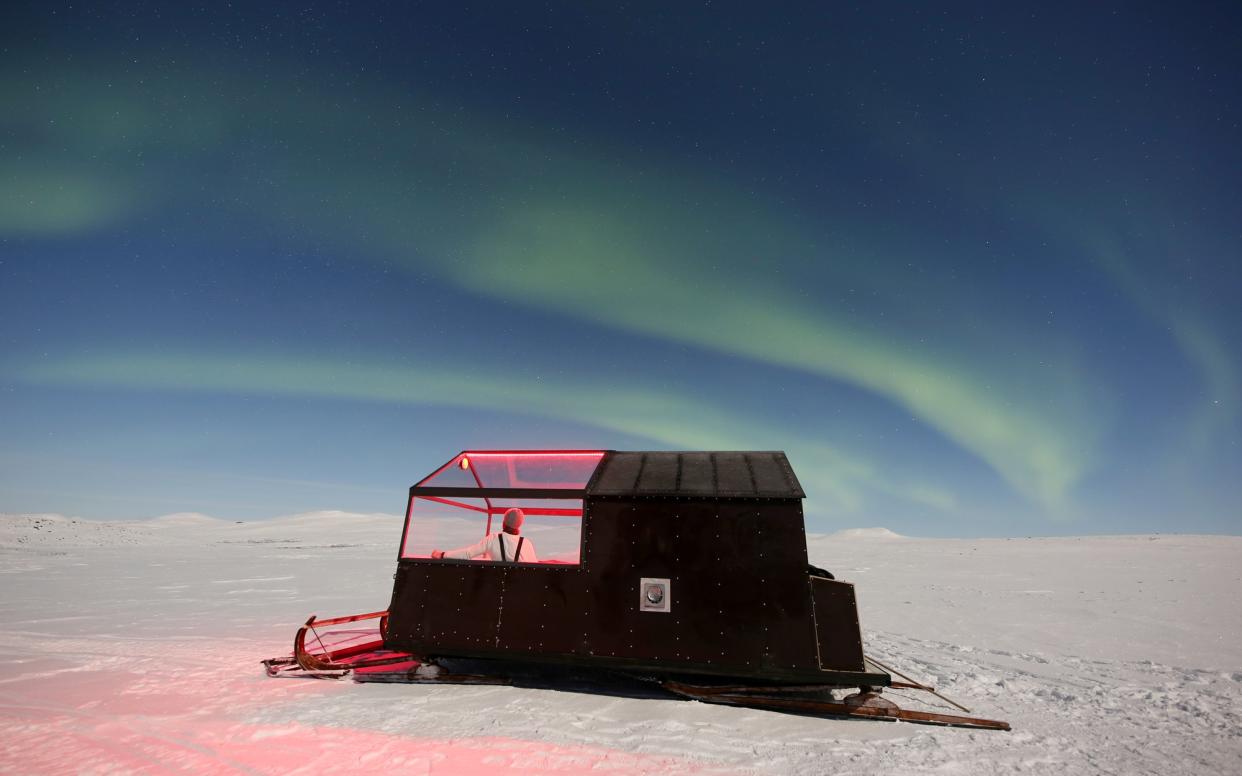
<box><xmin>383</xmin><ymin>449</ymin><xmax>886</xmax><ymax>687</ymax></box>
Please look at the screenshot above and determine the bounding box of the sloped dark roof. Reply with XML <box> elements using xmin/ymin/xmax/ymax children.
<box><xmin>586</xmin><ymin>451</ymin><xmax>804</xmax><ymax>499</ymax></box>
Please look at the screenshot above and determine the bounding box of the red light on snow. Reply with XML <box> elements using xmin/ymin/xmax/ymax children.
<box><xmin>459</xmin><ymin>456</ymin><xmax>470</xmax><ymax>470</ymax></box>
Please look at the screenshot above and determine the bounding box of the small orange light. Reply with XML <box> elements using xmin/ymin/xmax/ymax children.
<box><xmin>459</xmin><ymin>456</ymin><xmax>470</xmax><ymax>470</ymax></box>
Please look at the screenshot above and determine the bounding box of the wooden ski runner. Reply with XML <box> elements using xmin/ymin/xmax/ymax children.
<box><xmin>660</xmin><ymin>680</ymin><xmax>1011</xmax><ymax>731</ymax></box>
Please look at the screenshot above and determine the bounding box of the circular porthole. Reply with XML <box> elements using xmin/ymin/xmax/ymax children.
<box><xmin>639</xmin><ymin>577</ymin><xmax>671</xmax><ymax>612</ymax></box>
<box><xmin>644</xmin><ymin>584</ymin><xmax>665</xmax><ymax>605</ymax></box>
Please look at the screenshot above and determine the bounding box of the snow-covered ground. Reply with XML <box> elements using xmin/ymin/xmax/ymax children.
<box><xmin>1</xmin><ymin>512</ymin><xmax>1238</xmax><ymax>774</ymax></box>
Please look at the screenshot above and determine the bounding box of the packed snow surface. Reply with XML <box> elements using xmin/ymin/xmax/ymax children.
<box><xmin>1</xmin><ymin>512</ymin><xmax>1239</xmax><ymax>774</ymax></box>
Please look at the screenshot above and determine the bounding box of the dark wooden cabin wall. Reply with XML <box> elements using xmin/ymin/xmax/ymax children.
<box><xmin>581</xmin><ymin>498</ymin><xmax>819</xmax><ymax>673</ymax></box>
<box><xmin>386</xmin><ymin>496</ymin><xmax>829</xmax><ymax>677</ymax></box>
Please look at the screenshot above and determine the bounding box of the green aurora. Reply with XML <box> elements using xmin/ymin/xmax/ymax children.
<box><xmin>4</xmin><ymin>59</ymin><xmax>1111</xmax><ymax>510</ymax></box>
<box><xmin>2</xmin><ymin>19</ymin><xmax>1237</xmax><ymax>532</ymax></box>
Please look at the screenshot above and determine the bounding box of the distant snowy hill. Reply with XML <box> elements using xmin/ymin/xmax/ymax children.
<box><xmin>148</xmin><ymin>512</ymin><xmax>225</xmax><ymax>525</ymax></box>
<box><xmin>819</xmin><ymin>527</ymin><xmax>906</xmax><ymax>540</ymax></box>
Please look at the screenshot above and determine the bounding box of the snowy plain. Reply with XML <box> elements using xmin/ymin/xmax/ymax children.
<box><xmin>1</xmin><ymin>512</ymin><xmax>1238</xmax><ymax>775</ymax></box>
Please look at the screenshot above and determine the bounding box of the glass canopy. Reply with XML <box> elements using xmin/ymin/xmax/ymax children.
<box><xmin>415</xmin><ymin>450</ymin><xmax>606</xmax><ymax>491</ymax></box>
<box><xmin>402</xmin><ymin>451</ymin><xmax>606</xmax><ymax>563</ymax></box>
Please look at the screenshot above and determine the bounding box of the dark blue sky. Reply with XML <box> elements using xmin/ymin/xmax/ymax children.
<box><xmin>2</xmin><ymin>2</ymin><xmax>1238</xmax><ymax>535</ymax></box>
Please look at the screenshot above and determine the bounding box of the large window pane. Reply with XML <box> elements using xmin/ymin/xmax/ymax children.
<box><xmin>401</xmin><ymin>495</ymin><xmax>583</xmax><ymax>565</ymax></box>
<box><xmin>402</xmin><ymin>496</ymin><xmax>488</xmax><ymax>559</ymax></box>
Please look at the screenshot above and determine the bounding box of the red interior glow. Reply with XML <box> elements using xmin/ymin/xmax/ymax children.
<box><xmin>462</xmin><ymin>451</ymin><xmax>606</xmax><ymax>457</ymax></box>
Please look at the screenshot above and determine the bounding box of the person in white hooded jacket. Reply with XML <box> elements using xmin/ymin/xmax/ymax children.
<box><xmin>431</xmin><ymin>507</ymin><xmax>538</xmax><ymax>563</ymax></box>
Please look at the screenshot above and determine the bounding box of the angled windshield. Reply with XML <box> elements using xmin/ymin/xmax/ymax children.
<box><xmin>416</xmin><ymin>451</ymin><xmax>605</xmax><ymax>490</ymax></box>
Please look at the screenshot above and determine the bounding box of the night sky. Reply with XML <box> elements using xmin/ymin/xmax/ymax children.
<box><xmin>2</xmin><ymin>3</ymin><xmax>1238</xmax><ymax>536</ymax></box>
